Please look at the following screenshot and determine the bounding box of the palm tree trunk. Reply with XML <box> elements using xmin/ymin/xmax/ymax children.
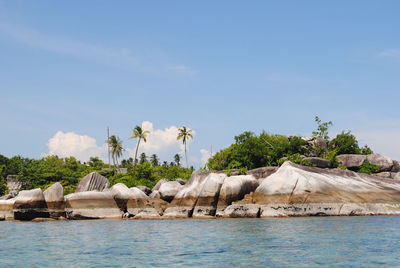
<box><xmin>134</xmin><ymin>138</ymin><xmax>141</xmax><ymax>167</ymax></box>
<box><xmin>185</xmin><ymin>142</ymin><xmax>188</xmax><ymax>168</ymax></box>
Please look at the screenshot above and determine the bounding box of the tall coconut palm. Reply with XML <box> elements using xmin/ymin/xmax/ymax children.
<box><xmin>130</xmin><ymin>125</ymin><xmax>150</xmax><ymax>166</ymax></box>
<box><xmin>107</xmin><ymin>135</ymin><xmax>123</xmax><ymax>167</ymax></box>
<box><xmin>177</xmin><ymin>126</ymin><xmax>193</xmax><ymax>168</ymax></box>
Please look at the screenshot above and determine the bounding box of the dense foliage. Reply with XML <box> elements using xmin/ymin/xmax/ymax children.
<box><xmin>207</xmin><ymin>117</ymin><xmax>373</xmax><ymax>171</ymax></box>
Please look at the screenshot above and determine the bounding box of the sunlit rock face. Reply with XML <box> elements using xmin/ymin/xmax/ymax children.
<box><xmin>158</xmin><ymin>181</ymin><xmax>184</xmax><ymax>202</ymax></box>
<box><xmin>76</xmin><ymin>172</ymin><xmax>109</xmax><ymax>192</ymax></box>
<box><xmin>252</xmin><ymin>161</ymin><xmax>400</xmax><ymax>216</ymax></box>
<box><xmin>44</xmin><ymin>182</ymin><xmax>65</xmax><ymax>218</ymax></box>
<box><xmin>0</xmin><ymin>199</ymin><xmax>15</xmax><ymax>220</ymax></box>
<box><xmin>13</xmin><ymin>188</ymin><xmax>49</xmax><ymax>220</ymax></box>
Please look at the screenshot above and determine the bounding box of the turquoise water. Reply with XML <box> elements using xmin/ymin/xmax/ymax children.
<box><xmin>0</xmin><ymin>217</ymin><xmax>400</xmax><ymax>267</ymax></box>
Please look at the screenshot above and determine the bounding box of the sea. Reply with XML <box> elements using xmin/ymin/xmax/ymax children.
<box><xmin>0</xmin><ymin>216</ymin><xmax>399</xmax><ymax>267</ymax></box>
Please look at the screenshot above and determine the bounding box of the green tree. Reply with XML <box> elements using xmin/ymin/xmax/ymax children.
<box><xmin>139</xmin><ymin>152</ymin><xmax>147</xmax><ymax>164</ymax></box>
<box><xmin>177</xmin><ymin>126</ymin><xmax>193</xmax><ymax>168</ymax></box>
<box><xmin>130</xmin><ymin>125</ymin><xmax>150</xmax><ymax>166</ymax></box>
<box><xmin>107</xmin><ymin>135</ymin><xmax>123</xmax><ymax>167</ymax></box>
<box><xmin>312</xmin><ymin>116</ymin><xmax>333</xmax><ymax>141</ymax></box>
<box><xmin>329</xmin><ymin>131</ymin><xmax>360</xmax><ymax>155</ymax></box>
<box><xmin>87</xmin><ymin>157</ymin><xmax>104</xmax><ymax>169</ymax></box>
<box><xmin>174</xmin><ymin>154</ymin><xmax>181</xmax><ymax>166</ymax></box>
<box><xmin>0</xmin><ymin>165</ymin><xmax>8</xmax><ymax>196</ymax></box>
<box><xmin>150</xmin><ymin>154</ymin><xmax>159</xmax><ymax>167</ymax></box>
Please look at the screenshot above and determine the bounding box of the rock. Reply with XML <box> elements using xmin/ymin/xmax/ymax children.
<box><xmin>392</xmin><ymin>160</ymin><xmax>400</xmax><ymax>172</ymax></box>
<box><xmin>31</xmin><ymin>217</ymin><xmax>57</xmax><ymax>222</ymax></box>
<box><xmin>375</xmin><ymin>172</ymin><xmax>392</xmax><ymax>178</ymax></box>
<box><xmin>136</xmin><ymin>186</ymin><xmax>152</xmax><ymax>196</ymax></box>
<box><xmin>305</xmin><ymin>137</ymin><xmax>327</xmax><ymax>149</ymax></box>
<box><xmin>163</xmin><ymin>171</ymin><xmax>212</xmax><ymax>218</ymax></box>
<box><xmin>149</xmin><ymin>190</ymin><xmax>161</xmax><ymax>199</ymax></box>
<box><xmin>13</xmin><ymin>188</ymin><xmax>49</xmax><ymax>221</ymax></box>
<box><xmin>192</xmin><ymin>173</ymin><xmax>227</xmax><ymax>218</ymax></box>
<box><xmin>176</xmin><ymin>179</ymin><xmax>187</xmax><ymax>185</ymax></box>
<box><xmin>43</xmin><ymin>182</ymin><xmax>65</xmax><ymax>218</ymax></box>
<box><xmin>253</xmin><ymin>162</ymin><xmax>400</xmax><ymax>216</ymax></box>
<box><xmin>303</xmin><ymin>157</ymin><xmax>331</xmax><ymax>168</ymax></box>
<box><xmin>158</xmin><ymin>181</ymin><xmax>184</xmax><ymax>202</ymax></box>
<box><xmin>132</xmin><ymin>208</ymin><xmax>161</xmax><ymax>219</ymax></box>
<box><xmin>216</xmin><ymin>204</ymin><xmax>260</xmax><ymax>218</ymax></box>
<box><xmin>216</xmin><ymin>175</ymin><xmax>259</xmax><ymax>215</ymax></box>
<box><xmin>246</xmin><ymin>167</ymin><xmax>278</xmax><ymax>182</ymax></box>
<box><xmin>0</xmin><ymin>199</ymin><xmax>15</xmax><ymax>220</ymax></box>
<box><xmin>108</xmin><ymin>184</ymin><xmax>148</xmax><ymax>213</ymax></box>
<box><xmin>152</xmin><ymin>179</ymin><xmax>169</xmax><ymax>191</ymax></box>
<box><xmin>65</xmin><ymin>191</ymin><xmax>122</xmax><ymax>220</ymax></box>
<box><xmin>0</xmin><ymin>193</ymin><xmax>16</xmax><ymax>200</ymax></box>
<box><xmin>76</xmin><ymin>172</ymin><xmax>109</xmax><ymax>192</ymax></box>
<box><xmin>6</xmin><ymin>175</ymin><xmax>21</xmax><ymax>196</ymax></box>
<box><xmin>336</xmin><ymin>154</ymin><xmax>366</xmax><ymax>169</ymax></box>
<box><xmin>392</xmin><ymin>173</ymin><xmax>400</xmax><ymax>180</ymax></box>
<box><xmin>366</xmin><ymin>154</ymin><xmax>394</xmax><ymax>172</ymax></box>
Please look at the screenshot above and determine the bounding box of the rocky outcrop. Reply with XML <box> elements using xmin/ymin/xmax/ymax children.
<box><xmin>176</xmin><ymin>179</ymin><xmax>187</xmax><ymax>185</ymax></box>
<box><xmin>76</xmin><ymin>172</ymin><xmax>109</xmax><ymax>192</ymax></box>
<box><xmin>132</xmin><ymin>208</ymin><xmax>162</xmax><ymax>219</ymax></box>
<box><xmin>149</xmin><ymin>190</ymin><xmax>161</xmax><ymax>199</ymax></box>
<box><xmin>152</xmin><ymin>179</ymin><xmax>169</xmax><ymax>191</ymax></box>
<box><xmin>107</xmin><ymin>184</ymin><xmax>147</xmax><ymax>213</ymax></box>
<box><xmin>303</xmin><ymin>157</ymin><xmax>331</xmax><ymax>168</ymax></box>
<box><xmin>366</xmin><ymin>154</ymin><xmax>394</xmax><ymax>171</ymax></box>
<box><xmin>43</xmin><ymin>182</ymin><xmax>65</xmax><ymax>218</ymax></box>
<box><xmin>392</xmin><ymin>160</ymin><xmax>400</xmax><ymax>172</ymax></box>
<box><xmin>136</xmin><ymin>186</ymin><xmax>152</xmax><ymax>196</ymax></box>
<box><xmin>216</xmin><ymin>175</ymin><xmax>259</xmax><ymax>215</ymax></box>
<box><xmin>336</xmin><ymin>154</ymin><xmax>366</xmax><ymax>169</ymax></box>
<box><xmin>13</xmin><ymin>188</ymin><xmax>49</xmax><ymax>220</ymax></box>
<box><xmin>246</xmin><ymin>167</ymin><xmax>278</xmax><ymax>182</ymax></box>
<box><xmin>0</xmin><ymin>199</ymin><xmax>15</xmax><ymax>220</ymax></box>
<box><xmin>217</xmin><ymin>204</ymin><xmax>260</xmax><ymax>218</ymax></box>
<box><xmin>252</xmin><ymin>161</ymin><xmax>400</xmax><ymax>216</ymax></box>
<box><xmin>65</xmin><ymin>191</ymin><xmax>122</xmax><ymax>219</ymax></box>
<box><xmin>158</xmin><ymin>181</ymin><xmax>184</xmax><ymax>202</ymax></box>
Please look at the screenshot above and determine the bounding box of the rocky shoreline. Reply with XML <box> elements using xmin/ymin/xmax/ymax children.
<box><xmin>1</xmin><ymin>153</ymin><xmax>400</xmax><ymax>221</ymax></box>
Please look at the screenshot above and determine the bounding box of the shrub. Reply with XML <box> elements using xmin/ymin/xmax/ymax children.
<box><xmin>358</xmin><ymin>162</ymin><xmax>380</xmax><ymax>174</ymax></box>
<box><xmin>329</xmin><ymin>131</ymin><xmax>360</xmax><ymax>155</ymax></box>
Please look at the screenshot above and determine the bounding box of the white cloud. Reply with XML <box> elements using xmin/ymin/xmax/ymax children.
<box><xmin>47</xmin><ymin>131</ymin><xmax>106</xmax><ymax>162</ymax></box>
<box><xmin>127</xmin><ymin>121</ymin><xmax>195</xmax><ymax>162</ymax></box>
<box><xmin>200</xmin><ymin>149</ymin><xmax>212</xmax><ymax>166</ymax></box>
<box><xmin>377</xmin><ymin>49</ymin><xmax>400</xmax><ymax>58</ymax></box>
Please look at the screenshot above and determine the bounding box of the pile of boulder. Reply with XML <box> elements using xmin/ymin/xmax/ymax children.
<box><xmin>1</xmin><ymin>153</ymin><xmax>400</xmax><ymax>221</ymax></box>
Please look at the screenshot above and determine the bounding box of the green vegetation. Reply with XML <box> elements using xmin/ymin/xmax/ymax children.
<box><xmin>358</xmin><ymin>162</ymin><xmax>380</xmax><ymax>174</ymax></box>
<box><xmin>207</xmin><ymin>116</ymin><xmax>373</xmax><ymax>171</ymax></box>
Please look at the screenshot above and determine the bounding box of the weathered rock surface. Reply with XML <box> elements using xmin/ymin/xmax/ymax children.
<box><xmin>176</xmin><ymin>179</ymin><xmax>187</xmax><ymax>185</ymax></box>
<box><xmin>107</xmin><ymin>184</ymin><xmax>148</xmax><ymax>213</ymax></box>
<box><xmin>246</xmin><ymin>167</ymin><xmax>278</xmax><ymax>182</ymax></box>
<box><xmin>136</xmin><ymin>186</ymin><xmax>152</xmax><ymax>196</ymax></box>
<box><xmin>392</xmin><ymin>160</ymin><xmax>400</xmax><ymax>172</ymax></box>
<box><xmin>216</xmin><ymin>175</ymin><xmax>259</xmax><ymax>215</ymax></box>
<box><xmin>43</xmin><ymin>182</ymin><xmax>65</xmax><ymax>218</ymax></box>
<box><xmin>132</xmin><ymin>208</ymin><xmax>161</xmax><ymax>219</ymax></box>
<box><xmin>76</xmin><ymin>172</ymin><xmax>109</xmax><ymax>192</ymax></box>
<box><xmin>375</xmin><ymin>172</ymin><xmax>392</xmax><ymax>178</ymax></box>
<box><xmin>152</xmin><ymin>179</ymin><xmax>169</xmax><ymax>191</ymax></box>
<box><xmin>304</xmin><ymin>157</ymin><xmax>331</xmax><ymax>168</ymax></box>
<box><xmin>65</xmin><ymin>191</ymin><xmax>122</xmax><ymax>219</ymax></box>
<box><xmin>253</xmin><ymin>162</ymin><xmax>400</xmax><ymax>215</ymax></box>
<box><xmin>366</xmin><ymin>154</ymin><xmax>394</xmax><ymax>171</ymax></box>
<box><xmin>336</xmin><ymin>154</ymin><xmax>366</xmax><ymax>169</ymax></box>
<box><xmin>392</xmin><ymin>172</ymin><xmax>400</xmax><ymax>180</ymax></box>
<box><xmin>0</xmin><ymin>199</ymin><xmax>15</xmax><ymax>220</ymax></box>
<box><xmin>149</xmin><ymin>190</ymin><xmax>161</xmax><ymax>199</ymax></box>
<box><xmin>14</xmin><ymin>188</ymin><xmax>49</xmax><ymax>220</ymax></box>
<box><xmin>216</xmin><ymin>204</ymin><xmax>260</xmax><ymax>218</ymax></box>
<box><xmin>158</xmin><ymin>181</ymin><xmax>184</xmax><ymax>202</ymax></box>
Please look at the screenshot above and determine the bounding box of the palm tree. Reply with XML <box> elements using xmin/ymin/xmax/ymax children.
<box><xmin>150</xmin><ymin>154</ymin><xmax>159</xmax><ymax>167</ymax></box>
<box><xmin>177</xmin><ymin>126</ymin><xmax>193</xmax><ymax>168</ymax></box>
<box><xmin>107</xmin><ymin>135</ymin><xmax>123</xmax><ymax>167</ymax></box>
<box><xmin>130</xmin><ymin>125</ymin><xmax>150</xmax><ymax>166</ymax></box>
<box><xmin>174</xmin><ymin>154</ymin><xmax>181</xmax><ymax>166</ymax></box>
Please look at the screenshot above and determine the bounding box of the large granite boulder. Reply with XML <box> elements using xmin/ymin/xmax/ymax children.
<box><xmin>0</xmin><ymin>199</ymin><xmax>15</xmax><ymax>220</ymax></box>
<box><xmin>136</xmin><ymin>186</ymin><xmax>152</xmax><ymax>196</ymax></box>
<box><xmin>392</xmin><ymin>160</ymin><xmax>400</xmax><ymax>172</ymax></box>
<box><xmin>253</xmin><ymin>161</ymin><xmax>400</xmax><ymax>217</ymax></box>
<box><xmin>216</xmin><ymin>175</ymin><xmax>259</xmax><ymax>215</ymax></box>
<box><xmin>76</xmin><ymin>172</ymin><xmax>109</xmax><ymax>192</ymax></box>
<box><xmin>149</xmin><ymin>190</ymin><xmax>161</xmax><ymax>199</ymax></box>
<box><xmin>366</xmin><ymin>154</ymin><xmax>394</xmax><ymax>172</ymax></box>
<box><xmin>392</xmin><ymin>172</ymin><xmax>400</xmax><ymax>180</ymax></box>
<box><xmin>152</xmin><ymin>179</ymin><xmax>169</xmax><ymax>191</ymax></box>
<box><xmin>246</xmin><ymin>166</ymin><xmax>278</xmax><ymax>182</ymax></box>
<box><xmin>43</xmin><ymin>182</ymin><xmax>65</xmax><ymax>218</ymax></box>
<box><xmin>158</xmin><ymin>181</ymin><xmax>184</xmax><ymax>202</ymax></box>
<box><xmin>176</xmin><ymin>179</ymin><xmax>187</xmax><ymax>185</ymax></box>
<box><xmin>303</xmin><ymin>157</ymin><xmax>331</xmax><ymax>168</ymax></box>
<box><xmin>13</xmin><ymin>188</ymin><xmax>49</xmax><ymax>220</ymax></box>
<box><xmin>163</xmin><ymin>171</ymin><xmax>212</xmax><ymax>218</ymax></box>
<box><xmin>336</xmin><ymin>154</ymin><xmax>367</xmax><ymax>169</ymax></box>
<box><xmin>192</xmin><ymin>173</ymin><xmax>227</xmax><ymax>218</ymax></box>
<box><xmin>132</xmin><ymin>208</ymin><xmax>162</xmax><ymax>219</ymax></box>
<box><xmin>65</xmin><ymin>191</ymin><xmax>122</xmax><ymax>219</ymax></box>
<box><xmin>217</xmin><ymin>204</ymin><xmax>261</xmax><ymax>218</ymax></box>
<box><xmin>107</xmin><ymin>184</ymin><xmax>148</xmax><ymax>213</ymax></box>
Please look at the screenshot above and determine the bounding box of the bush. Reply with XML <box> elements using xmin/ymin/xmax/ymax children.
<box><xmin>358</xmin><ymin>162</ymin><xmax>380</xmax><ymax>174</ymax></box>
<box><xmin>277</xmin><ymin>153</ymin><xmax>315</xmax><ymax>167</ymax></box>
<box><xmin>329</xmin><ymin>131</ymin><xmax>360</xmax><ymax>155</ymax></box>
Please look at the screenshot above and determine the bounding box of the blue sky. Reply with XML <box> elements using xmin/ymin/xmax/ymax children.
<box><xmin>1</xmin><ymin>1</ymin><xmax>400</xmax><ymax>165</ymax></box>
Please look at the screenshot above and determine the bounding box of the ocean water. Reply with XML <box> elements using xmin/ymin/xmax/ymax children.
<box><xmin>0</xmin><ymin>217</ymin><xmax>399</xmax><ymax>267</ymax></box>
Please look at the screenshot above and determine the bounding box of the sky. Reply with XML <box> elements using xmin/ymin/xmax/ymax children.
<box><xmin>0</xmin><ymin>1</ymin><xmax>400</xmax><ymax>166</ymax></box>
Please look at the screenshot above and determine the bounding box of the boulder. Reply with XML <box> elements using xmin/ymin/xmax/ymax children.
<box><xmin>366</xmin><ymin>154</ymin><xmax>394</xmax><ymax>172</ymax></box>
<box><xmin>375</xmin><ymin>172</ymin><xmax>392</xmax><ymax>178</ymax></box>
<box><xmin>65</xmin><ymin>191</ymin><xmax>122</xmax><ymax>219</ymax></box>
<box><xmin>132</xmin><ymin>208</ymin><xmax>161</xmax><ymax>219</ymax></box>
<box><xmin>149</xmin><ymin>190</ymin><xmax>161</xmax><ymax>199</ymax></box>
<box><xmin>336</xmin><ymin>154</ymin><xmax>366</xmax><ymax>169</ymax></box>
<box><xmin>176</xmin><ymin>179</ymin><xmax>187</xmax><ymax>185</ymax></box>
<box><xmin>152</xmin><ymin>179</ymin><xmax>169</xmax><ymax>191</ymax></box>
<box><xmin>163</xmin><ymin>171</ymin><xmax>212</xmax><ymax>218</ymax></box>
<box><xmin>158</xmin><ymin>181</ymin><xmax>184</xmax><ymax>202</ymax></box>
<box><xmin>0</xmin><ymin>199</ymin><xmax>15</xmax><ymax>220</ymax></box>
<box><xmin>392</xmin><ymin>173</ymin><xmax>400</xmax><ymax>180</ymax></box>
<box><xmin>76</xmin><ymin>172</ymin><xmax>109</xmax><ymax>192</ymax></box>
<box><xmin>216</xmin><ymin>175</ymin><xmax>259</xmax><ymax>215</ymax></box>
<box><xmin>252</xmin><ymin>161</ymin><xmax>400</xmax><ymax>216</ymax></box>
<box><xmin>246</xmin><ymin>166</ymin><xmax>278</xmax><ymax>182</ymax></box>
<box><xmin>392</xmin><ymin>160</ymin><xmax>400</xmax><ymax>172</ymax></box>
<box><xmin>216</xmin><ymin>204</ymin><xmax>260</xmax><ymax>218</ymax></box>
<box><xmin>192</xmin><ymin>173</ymin><xmax>227</xmax><ymax>218</ymax></box>
<box><xmin>43</xmin><ymin>182</ymin><xmax>65</xmax><ymax>218</ymax></box>
<box><xmin>303</xmin><ymin>157</ymin><xmax>331</xmax><ymax>168</ymax></box>
<box><xmin>136</xmin><ymin>186</ymin><xmax>152</xmax><ymax>196</ymax></box>
<box><xmin>13</xmin><ymin>188</ymin><xmax>49</xmax><ymax>220</ymax></box>
<box><xmin>107</xmin><ymin>184</ymin><xmax>148</xmax><ymax>213</ymax></box>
